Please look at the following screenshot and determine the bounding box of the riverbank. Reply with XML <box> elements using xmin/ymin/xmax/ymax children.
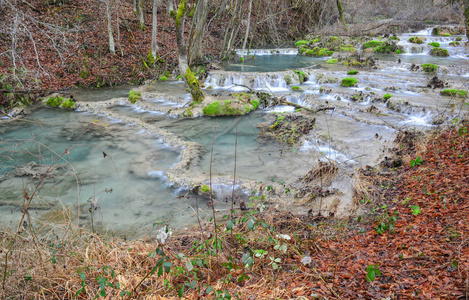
<box><xmin>2</xmin><ymin>119</ymin><xmax>468</xmax><ymax>299</ymax></box>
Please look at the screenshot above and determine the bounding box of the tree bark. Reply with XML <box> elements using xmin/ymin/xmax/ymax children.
<box><xmin>105</xmin><ymin>0</ymin><xmax>116</xmax><ymax>55</ymax></box>
<box><xmin>151</xmin><ymin>0</ymin><xmax>158</xmax><ymax>58</ymax></box>
<box><xmin>189</xmin><ymin>0</ymin><xmax>209</xmax><ymax>65</ymax></box>
<box><xmin>167</xmin><ymin>0</ymin><xmax>173</xmax><ymax>15</ymax></box>
<box><xmin>133</xmin><ymin>0</ymin><xmax>137</xmax><ymax>14</ymax></box>
<box><xmin>241</xmin><ymin>0</ymin><xmax>252</xmax><ymax>54</ymax></box>
<box><xmin>175</xmin><ymin>0</ymin><xmax>204</xmax><ymax>102</ymax></box>
<box><xmin>336</xmin><ymin>0</ymin><xmax>346</xmax><ymax>27</ymax></box>
<box><xmin>464</xmin><ymin>0</ymin><xmax>469</xmax><ymax>40</ymax></box>
<box><xmin>137</xmin><ymin>0</ymin><xmax>145</xmax><ymax>30</ymax></box>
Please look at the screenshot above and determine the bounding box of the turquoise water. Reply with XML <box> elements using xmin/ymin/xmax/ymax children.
<box><xmin>226</xmin><ymin>55</ymin><xmax>323</xmax><ymax>72</ymax></box>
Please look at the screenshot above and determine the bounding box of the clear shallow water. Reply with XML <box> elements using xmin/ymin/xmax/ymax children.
<box><xmin>0</xmin><ymin>108</ymin><xmax>198</xmax><ymax>237</ymax></box>
<box><xmin>225</xmin><ymin>55</ymin><xmax>323</xmax><ymax>72</ymax></box>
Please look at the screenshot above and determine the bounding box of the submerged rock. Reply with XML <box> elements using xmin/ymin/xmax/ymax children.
<box><xmin>258</xmin><ymin>113</ymin><xmax>316</xmax><ymax>145</ymax></box>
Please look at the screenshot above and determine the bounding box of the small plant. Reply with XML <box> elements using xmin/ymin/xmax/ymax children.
<box><xmin>383</xmin><ymin>93</ymin><xmax>392</xmax><ymax>100</ymax></box>
<box><xmin>410</xmin><ymin>156</ymin><xmax>423</xmax><ymax>167</ymax></box>
<box><xmin>366</xmin><ymin>264</ymin><xmax>382</xmax><ymax>282</ymax></box>
<box><xmin>128</xmin><ymin>90</ymin><xmax>142</xmax><ymax>104</ymax></box>
<box><xmin>341</xmin><ymin>77</ymin><xmax>357</xmax><ymax>87</ymax></box>
<box><xmin>422</xmin><ymin>63</ymin><xmax>438</xmax><ymax>72</ymax></box>
<box><xmin>428</xmin><ymin>42</ymin><xmax>440</xmax><ymax>47</ymax></box>
<box><xmin>326</xmin><ymin>58</ymin><xmax>338</xmax><ymax>64</ymax></box>
<box><xmin>200</xmin><ymin>184</ymin><xmax>210</xmax><ymax>193</ymax></box>
<box><xmin>347</xmin><ymin>70</ymin><xmax>358</xmax><ymax>75</ymax></box>
<box><xmin>410</xmin><ymin>205</ymin><xmax>421</xmax><ymax>215</ymax></box>
<box><xmin>374</xmin><ymin>210</ymin><xmax>398</xmax><ymax>234</ymax></box>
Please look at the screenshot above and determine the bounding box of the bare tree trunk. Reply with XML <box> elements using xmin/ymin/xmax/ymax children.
<box><xmin>465</xmin><ymin>0</ymin><xmax>469</xmax><ymax>40</ymax></box>
<box><xmin>189</xmin><ymin>0</ymin><xmax>210</xmax><ymax>65</ymax></box>
<box><xmin>336</xmin><ymin>0</ymin><xmax>346</xmax><ymax>27</ymax></box>
<box><xmin>167</xmin><ymin>0</ymin><xmax>173</xmax><ymax>14</ymax></box>
<box><xmin>241</xmin><ymin>0</ymin><xmax>252</xmax><ymax>54</ymax></box>
<box><xmin>175</xmin><ymin>0</ymin><xmax>204</xmax><ymax>102</ymax></box>
<box><xmin>133</xmin><ymin>0</ymin><xmax>137</xmax><ymax>14</ymax></box>
<box><xmin>151</xmin><ymin>0</ymin><xmax>158</xmax><ymax>58</ymax></box>
<box><xmin>105</xmin><ymin>0</ymin><xmax>116</xmax><ymax>55</ymax></box>
<box><xmin>137</xmin><ymin>0</ymin><xmax>145</xmax><ymax>30</ymax></box>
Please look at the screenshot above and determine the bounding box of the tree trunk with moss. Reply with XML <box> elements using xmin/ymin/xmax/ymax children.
<box><xmin>465</xmin><ymin>0</ymin><xmax>469</xmax><ymax>40</ymax></box>
<box><xmin>151</xmin><ymin>0</ymin><xmax>158</xmax><ymax>58</ymax></box>
<box><xmin>137</xmin><ymin>0</ymin><xmax>145</xmax><ymax>30</ymax></box>
<box><xmin>336</xmin><ymin>0</ymin><xmax>346</xmax><ymax>27</ymax></box>
<box><xmin>174</xmin><ymin>0</ymin><xmax>204</xmax><ymax>102</ymax></box>
<box><xmin>105</xmin><ymin>0</ymin><xmax>115</xmax><ymax>55</ymax></box>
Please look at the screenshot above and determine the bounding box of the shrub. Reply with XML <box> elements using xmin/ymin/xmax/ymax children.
<box><xmin>347</xmin><ymin>70</ymin><xmax>358</xmax><ymax>75</ymax></box>
<box><xmin>341</xmin><ymin>77</ymin><xmax>357</xmax><ymax>87</ymax></box>
<box><xmin>409</xmin><ymin>37</ymin><xmax>425</xmax><ymax>44</ymax></box>
<box><xmin>326</xmin><ymin>58</ymin><xmax>338</xmax><ymax>64</ymax></box>
<box><xmin>428</xmin><ymin>42</ymin><xmax>440</xmax><ymax>47</ymax></box>
<box><xmin>383</xmin><ymin>93</ymin><xmax>392</xmax><ymax>100</ymax></box>
<box><xmin>440</xmin><ymin>89</ymin><xmax>467</xmax><ymax>98</ymax></box>
<box><xmin>422</xmin><ymin>63</ymin><xmax>438</xmax><ymax>72</ymax></box>
<box><xmin>128</xmin><ymin>90</ymin><xmax>142</xmax><ymax>104</ymax></box>
<box><xmin>363</xmin><ymin>40</ymin><xmax>383</xmax><ymax>49</ymax></box>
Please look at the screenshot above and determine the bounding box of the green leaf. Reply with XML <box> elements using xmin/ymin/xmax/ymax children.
<box><xmin>247</xmin><ymin>220</ymin><xmax>254</xmax><ymax>230</ymax></box>
<box><xmin>411</xmin><ymin>205</ymin><xmax>421</xmax><ymax>215</ymax></box>
<box><xmin>163</xmin><ymin>261</ymin><xmax>172</xmax><ymax>273</ymax></box>
<box><xmin>80</xmin><ymin>272</ymin><xmax>86</xmax><ymax>281</ymax></box>
<box><xmin>226</xmin><ymin>220</ymin><xmax>233</xmax><ymax>230</ymax></box>
<box><xmin>178</xmin><ymin>285</ymin><xmax>184</xmax><ymax>298</ymax></box>
<box><xmin>158</xmin><ymin>266</ymin><xmax>163</xmax><ymax>277</ymax></box>
<box><xmin>51</xmin><ymin>256</ymin><xmax>56</xmax><ymax>264</ymax></box>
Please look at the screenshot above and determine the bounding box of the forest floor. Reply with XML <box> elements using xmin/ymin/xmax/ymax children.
<box><xmin>2</xmin><ymin>119</ymin><xmax>468</xmax><ymax>299</ymax></box>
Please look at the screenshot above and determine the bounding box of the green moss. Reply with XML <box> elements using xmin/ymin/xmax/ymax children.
<box><xmin>449</xmin><ymin>41</ymin><xmax>460</xmax><ymax>47</ymax></box>
<box><xmin>409</xmin><ymin>37</ymin><xmax>425</xmax><ymax>44</ymax></box>
<box><xmin>383</xmin><ymin>93</ymin><xmax>392</xmax><ymax>100</ymax></box>
<box><xmin>61</xmin><ymin>98</ymin><xmax>76</xmax><ymax>109</ymax></box>
<box><xmin>284</xmin><ymin>75</ymin><xmax>292</xmax><ymax>85</ymax></box>
<box><xmin>291</xmin><ymin>86</ymin><xmax>300</xmax><ymax>90</ymax></box>
<box><xmin>128</xmin><ymin>90</ymin><xmax>142</xmax><ymax>104</ymax></box>
<box><xmin>251</xmin><ymin>99</ymin><xmax>260</xmax><ymax>109</ymax></box>
<box><xmin>428</xmin><ymin>42</ymin><xmax>440</xmax><ymax>47</ymax></box>
<box><xmin>294</xmin><ymin>70</ymin><xmax>308</xmax><ymax>84</ymax></box>
<box><xmin>389</xmin><ymin>35</ymin><xmax>400</xmax><ymax>41</ymax></box>
<box><xmin>341</xmin><ymin>77</ymin><xmax>357</xmax><ymax>87</ymax></box>
<box><xmin>200</xmin><ymin>185</ymin><xmax>210</xmax><ymax>193</ymax></box>
<box><xmin>80</xmin><ymin>70</ymin><xmax>90</xmax><ymax>79</ymax></box>
<box><xmin>184</xmin><ymin>67</ymin><xmax>204</xmax><ymax>102</ymax></box>
<box><xmin>456</xmin><ymin>37</ymin><xmax>463</xmax><ymax>41</ymax></box>
<box><xmin>396</xmin><ymin>49</ymin><xmax>402</xmax><ymax>54</ymax></box>
<box><xmin>363</xmin><ymin>40</ymin><xmax>383</xmax><ymax>49</ymax></box>
<box><xmin>159</xmin><ymin>75</ymin><xmax>168</xmax><ymax>81</ymax></box>
<box><xmin>326</xmin><ymin>59</ymin><xmax>338</xmax><ymax>64</ymax></box>
<box><xmin>432</xmin><ymin>28</ymin><xmax>441</xmax><ymax>36</ymax></box>
<box><xmin>347</xmin><ymin>70</ymin><xmax>358</xmax><ymax>75</ymax></box>
<box><xmin>46</xmin><ymin>96</ymin><xmax>62</xmax><ymax>107</ymax></box>
<box><xmin>340</xmin><ymin>45</ymin><xmax>356</xmax><ymax>52</ymax></box>
<box><xmin>175</xmin><ymin>0</ymin><xmax>186</xmax><ymax>26</ymax></box>
<box><xmin>374</xmin><ymin>42</ymin><xmax>402</xmax><ymax>53</ymax></box>
<box><xmin>240</xmin><ymin>56</ymin><xmax>244</xmax><ymax>62</ymax></box>
<box><xmin>441</xmin><ymin>33</ymin><xmax>451</xmax><ymax>37</ymax></box>
<box><xmin>425</xmin><ymin>20</ymin><xmax>435</xmax><ymax>24</ymax></box>
<box><xmin>422</xmin><ymin>63</ymin><xmax>438</xmax><ymax>72</ymax></box>
<box><xmin>441</xmin><ymin>89</ymin><xmax>467</xmax><ymax>98</ymax></box>
<box><xmin>429</xmin><ymin>47</ymin><xmax>449</xmax><ymax>57</ymax></box>
<box><xmin>202</xmin><ymin>97</ymin><xmax>259</xmax><ymax>116</ymax></box>
<box><xmin>295</xmin><ymin>40</ymin><xmax>309</xmax><ymax>47</ymax></box>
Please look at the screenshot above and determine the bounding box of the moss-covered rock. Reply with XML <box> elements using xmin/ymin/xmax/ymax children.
<box><xmin>326</xmin><ymin>58</ymin><xmax>338</xmax><ymax>64</ymax></box>
<box><xmin>294</xmin><ymin>70</ymin><xmax>308</xmax><ymax>84</ymax></box>
<box><xmin>440</xmin><ymin>89</ymin><xmax>467</xmax><ymax>98</ymax></box>
<box><xmin>449</xmin><ymin>41</ymin><xmax>460</xmax><ymax>47</ymax></box>
<box><xmin>45</xmin><ymin>95</ymin><xmax>76</xmax><ymax>110</ymax></box>
<box><xmin>291</xmin><ymin>86</ymin><xmax>301</xmax><ymax>90</ymax></box>
<box><xmin>456</xmin><ymin>37</ymin><xmax>463</xmax><ymax>41</ymax></box>
<box><xmin>341</xmin><ymin>77</ymin><xmax>357</xmax><ymax>87</ymax></box>
<box><xmin>363</xmin><ymin>40</ymin><xmax>383</xmax><ymax>49</ymax></box>
<box><xmin>383</xmin><ymin>93</ymin><xmax>392</xmax><ymax>100</ymax></box>
<box><xmin>347</xmin><ymin>70</ymin><xmax>358</xmax><ymax>75</ymax></box>
<box><xmin>409</xmin><ymin>37</ymin><xmax>425</xmax><ymax>44</ymax></box>
<box><xmin>374</xmin><ymin>41</ymin><xmax>404</xmax><ymax>53</ymax></box>
<box><xmin>284</xmin><ymin>75</ymin><xmax>292</xmax><ymax>85</ymax></box>
<box><xmin>259</xmin><ymin>113</ymin><xmax>316</xmax><ymax>145</ymax></box>
<box><xmin>428</xmin><ymin>42</ymin><xmax>440</xmax><ymax>47</ymax></box>
<box><xmin>202</xmin><ymin>93</ymin><xmax>259</xmax><ymax>116</ymax></box>
<box><xmin>422</xmin><ymin>63</ymin><xmax>438</xmax><ymax>72</ymax></box>
<box><xmin>159</xmin><ymin>75</ymin><xmax>168</xmax><ymax>81</ymax></box>
<box><xmin>128</xmin><ymin>90</ymin><xmax>142</xmax><ymax>104</ymax></box>
<box><xmin>429</xmin><ymin>47</ymin><xmax>449</xmax><ymax>57</ymax></box>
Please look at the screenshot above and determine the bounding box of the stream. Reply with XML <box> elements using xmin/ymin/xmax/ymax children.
<box><xmin>1</xmin><ymin>27</ymin><xmax>468</xmax><ymax>238</ymax></box>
